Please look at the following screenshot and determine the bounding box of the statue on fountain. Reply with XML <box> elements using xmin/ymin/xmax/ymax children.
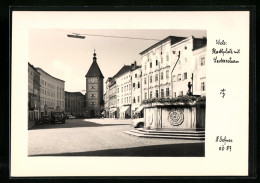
<box><xmin>187</xmin><ymin>82</ymin><xmax>193</xmax><ymax>96</ymax></box>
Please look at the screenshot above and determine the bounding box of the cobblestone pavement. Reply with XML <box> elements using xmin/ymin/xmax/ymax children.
<box><xmin>28</xmin><ymin>118</ymin><xmax>204</xmax><ymax>156</ymax></box>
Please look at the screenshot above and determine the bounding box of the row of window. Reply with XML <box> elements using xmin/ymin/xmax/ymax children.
<box><xmin>122</xmin><ymin>75</ymin><xmax>131</xmax><ymax>81</ymax></box>
<box><xmin>144</xmin><ymin>88</ymin><xmax>170</xmax><ymax>99</ymax></box>
<box><xmin>143</xmin><ymin>82</ymin><xmax>206</xmax><ymax>99</ymax></box>
<box><xmin>144</xmin><ymin>70</ymin><xmax>170</xmax><ymax>84</ymax></box>
<box><xmin>173</xmin><ymin>73</ymin><xmax>187</xmax><ymax>82</ymax></box>
<box><xmin>133</xmin><ymin>82</ymin><xmax>140</xmax><ymax>88</ymax></box>
<box><xmin>118</xmin><ymin>96</ymin><xmax>132</xmax><ymax>105</ymax></box>
<box><xmin>144</xmin><ymin>56</ymin><xmax>205</xmax><ymax>70</ymax></box>
<box><xmin>118</xmin><ymin>84</ymin><xmax>132</xmax><ymax>93</ymax></box>
<box><xmin>40</xmin><ymin>88</ymin><xmax>64</xmax><ymax>99</ymax></box>
<box><xmin>40</xmin><ymin>99</ymin><xmax>64</xmax><ymax>108</ymax></box>
<box><xmin>40</xmin><ymin>79</ymin><xmax>64</xmax><ymax>92</ymax></box>
<box><xmin>133</xmin><ymin>96</ymin><xmax>140</xmax><ymax>103</ymax></box>
<box><xmin>144</xmin><ymin>54</ymin><xmax>170</xmax><ymax>70</ymax></box>
<box><xmin>65</xmin><ymin>105</ymin><xmax>84</xmax><ymax>111</ymax></box>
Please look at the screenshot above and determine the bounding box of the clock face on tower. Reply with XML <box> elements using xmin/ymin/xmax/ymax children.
<box><xmin>91</xmin><ymin>78</ymin><xmax>95</xmax><ymax>82</ymax></box>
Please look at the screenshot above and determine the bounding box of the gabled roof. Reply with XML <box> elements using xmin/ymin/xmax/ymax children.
<box><xmin>113</xmin><ymin>65</ymin><xmax>132</xmax><ymax>78</ymax></box>
<box><xmin>85</xmin><ymin>60</ymin><xmax>104</xmax><ymax>78</ymax></box>
<box><xmin>139</xmin><ymin>36</ymin><xmax>187</xmax><ymax>55</ymax></box>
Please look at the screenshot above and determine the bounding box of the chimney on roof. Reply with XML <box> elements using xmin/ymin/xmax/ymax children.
<box><xmin>131</xmin><ymin>63</ymin><xmax>134</xmax><ymax>70</ymax></box>
<box><xmin>134</xmin><ymin>61</ymin><xmax>137</xmax><ymax>68</ymax></box>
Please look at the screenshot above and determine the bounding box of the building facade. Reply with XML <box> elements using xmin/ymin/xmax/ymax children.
<box><xmin>36</xmin><ymin>67</ymin><xmax>65</xmax><ymax>116</ymax></box>
<box><xmin>140</xmin><ymin>36</ymin><xmax>207</xmax><ymax>101</ymax></box>
<box><xmin>192</xmin><ymin>46</ymin><xmax>207</xmax><ymax>96</ymax></box>
<box><xmin>130</xmin><ymin>62</ymin><xmax>143</xmax><ymax>118</ymax></box>
<box><xmin>104</xmin><ymin>92</ymin><xmax>109</xmax><ymax>117</ymax></box>
<box><xmin>104</xmin><ymin>77</ymin><xmax>112</xmax><ymax>118</ymax></box>
<box><xmin>108</xmin><ymin>78</ymin><xmax>118</xmax><ymax>118</ymax></box>
<box><xmin>139</xmin><ymin>36</ymin><xmax>207</xmax><ymax>131</ymax></box>
<box><xmin>113</xmin><ymin>65</ymin><xmax>132</xmax><ymax>119</ymax></box>
<box><xmin>28</xmin><ymin>62</ymin><xmax>41</xmax><ymax>128</ymax></box>
<box><xmin>140</xmin><ymin>36</ymin><xmax>186</xmax><ymax>100</ymax></box>
<box><xmin>171</xmin><ymin>36</ymin><xmax>207</xmax><ymax>97</ymax></box>
<box><xmin>85</xmin><ymin>51</ymin><xmax>104</xmax><ymax>118</ymax></box>
<box><xmin>65</xmin><ymin>92</ymin><xmax>85</xmax><ymax>118</ymax></box>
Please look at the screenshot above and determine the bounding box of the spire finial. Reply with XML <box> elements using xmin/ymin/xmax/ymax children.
<box><xmin>93</xmin><ymin>49</ymin><xmax>97</xmax><ymax>61</ymax></box>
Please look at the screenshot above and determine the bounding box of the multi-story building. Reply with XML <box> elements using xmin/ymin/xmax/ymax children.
<box><xmin>103</xmin><ymin>92</ymin><xmax>108</xmax><ymax>117</ymax></box>
<box><xmin>171</xmin><ymin>36</ymin><xmax>207</xmax><ymax>97</ymax></box>
<box><xmin>192</xmin><ymin>45</ymin><xmax>207</xmax><ymax>96</ymax></box>
<box><xmin>85</xmin><ymin>51</ymin><xmax>104</xmax><ymax>118</ymax></box>
<box><xmin>140</xmin><ymin>36</ymin><xmax>207</xmax><ymax>101</ymax></box>
<box><xmin>108</xmin><ymin>78</ymin><xmax>118</xmax><ymax>118</ymax></box>
<box><xmin>114</xmin><ymin>65</ymin><xmax>132</xmax><ymax>119</ymax></box>
<box><xmin>65</xmin><ymin>91</ymin><xmax>85</xmax><ymax>118</ymax></box>
<box><xmin>28</xmin><ymin>62</ymin><xmax>41</xmax><ymax>128</ymax></box>
<box><xmin>104</xmin><ymin>77</ymin><xmax>112</xmax><ymax>118</ymax></box>
<box><xmin>130</xmin><ymin>62</ymin><xmax>143</xmax><ymax>118</ymax></box>
<box><xmin>140</xmin><ymin>36</ymin><xmax>186</xmax><ymax>100</ymax></box>
<box><xmin>36</xmin><ymin>67</ymin><xmax>65</xmax><ymax>116</ymax></box>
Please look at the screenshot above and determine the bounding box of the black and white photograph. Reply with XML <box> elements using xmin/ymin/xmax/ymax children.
<box><xmin>11</xmin><ymin>11</ymin><xmax>251</xmax><ymax>177</ymax></box>
<box><xmin>28</xmin><ymin>29</ymin><xmax>206</xmax><ymax>157</ymax></box>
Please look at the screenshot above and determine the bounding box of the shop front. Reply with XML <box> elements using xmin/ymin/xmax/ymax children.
<box><xmin>120</xmin><ymin>105</ymin><xmax>131</xmax><ymax>119</ymax></box>
<box><xmin>109</xmin><ymin>107</ymin><xmax>118</xmax><ymax>118</ymax></box>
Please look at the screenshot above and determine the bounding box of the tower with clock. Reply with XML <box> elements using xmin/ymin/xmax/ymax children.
<box><xmin>85</xmin><ymin>50</ymin><xmax>104</xmax><ymax>118</ymax></box>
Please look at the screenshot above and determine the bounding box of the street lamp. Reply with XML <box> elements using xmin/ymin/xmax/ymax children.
<box><xmin>67</xmin><ymin>33</ymin><xmax>85</xmax><ymax>39</ymax></box>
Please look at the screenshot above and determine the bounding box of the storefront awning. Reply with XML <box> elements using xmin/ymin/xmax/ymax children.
<box><xmin>110</xmin><ymin>108</ymin><xmax>117</xmax><ymax>113</ymax></box>
<box><xmin>135</xmin><ymin>106</ymin><xmax>144</xmax><ymax>113</ymax></box>
<box><xmin>121</xmin><ymin>106</ymin><xmax>129</xmax><ymax>113</ymax></box>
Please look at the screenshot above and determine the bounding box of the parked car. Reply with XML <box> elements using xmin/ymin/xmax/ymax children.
<box><xmin>50</xmin><ymin>111</ymin><xmax>66</xmax><ymax>124</ymax></box>
<box><xmin>69</xmin><ymin>115</ymin><xmax>75</xmax><ymax>119</ymax></box>
<box><xmin>132</xmin><ymin>118</ymin><xmax>144</xmax><ymax>128</ymax></box>
<box><xmin>40</xmin><ymin>115</ymin><xmax>50</xmax><ymax>123</ymax></box>
<box><xmin>67</xmin><ymin>114</ymin><xmax>75</xmax><ymax>119</ymax></box>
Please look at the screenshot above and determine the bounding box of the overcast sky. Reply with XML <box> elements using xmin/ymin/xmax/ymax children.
<box><xmin>29</xmin><ymin>29</ymin><xmax>206</xmax><ymax>93</ymax></box>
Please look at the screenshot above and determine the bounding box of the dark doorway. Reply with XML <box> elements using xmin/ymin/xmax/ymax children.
<box><xmin>90</xmin><ymin>110</ymin><xmax>95</xmax><ymax>118</ymax></box>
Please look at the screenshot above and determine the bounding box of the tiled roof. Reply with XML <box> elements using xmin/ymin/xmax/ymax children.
<box><xmin>139</xmin><ymin>36</ymin><xmax>187</xmax><ymax>55</ymax></box>
<box><xmin>113</xmin><ymin>65</ymin><xmax>132</xmax><ymax>78</ymax></box>
<box><xmin>85</xmin><ymin>60</ymin><xmax>104</xmax><ymax>78</ymax></box>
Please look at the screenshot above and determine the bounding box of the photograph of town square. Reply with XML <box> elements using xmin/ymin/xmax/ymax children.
<box><xmin>28</xmin><ymin>29</ymin><xmax>206</xmax><ymax>157</ymax></box>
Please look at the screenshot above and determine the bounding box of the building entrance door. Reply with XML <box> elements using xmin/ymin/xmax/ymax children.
<box><xmin>90</xmin><ymin>110</ymin><xmax>95</xmax><ymax>118</ymax></box>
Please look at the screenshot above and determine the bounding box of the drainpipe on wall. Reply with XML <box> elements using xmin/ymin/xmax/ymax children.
<box><xmin>147</xmin><ymin>53</ymin><xmax>150</xmax><ymax>100</ymax></box>
<box><xmin>171</xmin><ymin>51</ymin><xmax>181</xmax><ymax>98</ymax></box>
<box><xmin>130</xmin><ymin>72</ymin><xmax>133</xmax><ymax>118</ymax></box>
<box><xmin>191</xmin><ymin>73</ymin><xmax>194</xmax><ymax>94</ymax></box>
<box><xmin>140</xmin><ymin>68</ymin><xmax>142</xmax><ymax>105</ymax></box>
<box><xmin>159</xmin><ymin>57</ymin><xmax>161</xmax><ymax>98</ymax></box>
<box><xmin>159</xmin><ymin>45</ymin><xmax>162</xmax><ymax>98</ymax></box>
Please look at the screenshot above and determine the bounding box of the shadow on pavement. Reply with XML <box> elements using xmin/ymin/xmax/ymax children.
<box><xmin>29</xmin><ymin>119</ymin><xmax>131</xmax><ymax>130</ymax></box>
<box><xmin>29</xmin><ymin>143</ymin><xmax>205</xmax><ymax>157</ymax></box>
